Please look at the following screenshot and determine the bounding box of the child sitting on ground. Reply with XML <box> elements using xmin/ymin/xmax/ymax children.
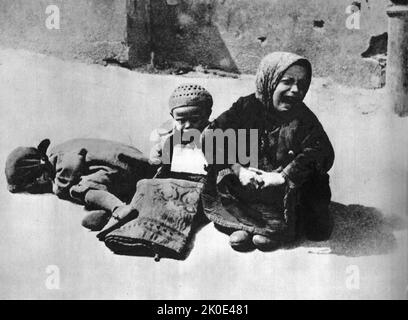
<box><xmin>97</xmin><ymin>83</ymin><xmax>213</xmax><ymax>243</ymax></box>
<box><xmin>5</xmin><ymin>138</ymin><xmax>156</xmax><ymax>231</ymax></box>
<box><xmin>149</xmin><ymin>83</ymin><xmax>213</xmax><ymax>176</ymax></box>
<box><xmin>201</xmin><ymin>52</ymin><xmax>335</xmax><ymax>252</ymax></box>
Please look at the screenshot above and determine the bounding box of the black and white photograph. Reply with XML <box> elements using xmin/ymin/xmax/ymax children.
<box><xmin>0</xmin><ymin>0</ymin><xmax>407</xmax><ymax>301</ymax></box>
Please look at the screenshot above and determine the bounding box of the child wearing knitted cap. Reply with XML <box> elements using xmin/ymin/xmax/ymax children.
<box><xmin>5</xmin><ymin>138</ymin><xmax>156</xmax><ymax>231</ymax></box>
<box><xmin>96</xmin><ymin>84</ymin><xmax>214</xmax><ymax>254</ymax></box>
<box><xmin>149</xmin><ymin>83</ymin><xmax>213</xmax><ymax>176</ymax></box>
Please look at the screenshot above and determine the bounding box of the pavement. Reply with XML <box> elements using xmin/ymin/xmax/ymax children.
<box><xmin>0</xmin><ymin>48</ymin><xmax>407</xmax><ymax>299</ymax></box>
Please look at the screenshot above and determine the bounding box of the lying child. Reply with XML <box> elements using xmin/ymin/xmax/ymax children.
<box><xmin>5</xmin><ymin>138</ymin><xmax>156</xmax><ymax>231</ymax></box>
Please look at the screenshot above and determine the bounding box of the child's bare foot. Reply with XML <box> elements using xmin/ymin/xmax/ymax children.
<box><xmin>229</xmin><ymin>230</ymin><xmax>254</xmax><ymax>252</ymax></box>
<box><xmin>252</xmin><ymin>234</ymin><xmax>280</xmax><ymax>251</ymax></box>
<box><xmin>82</xmin><ymin>210</ymin><xmax>111</xmax><ymax>231</ymax></box>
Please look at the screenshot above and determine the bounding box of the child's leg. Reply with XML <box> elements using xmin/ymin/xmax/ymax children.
<box><xmin>81</xmin><ymin>210</ymin><xmax>111</xmax><ymax>231</ymax></box>
<box><xmin>84</xmin><ymin>189</ymin><xmax>124</xmax><ymax>212</ymax></box>
<box><xmin>298</xmin><ymin>173</ymin><xmax>333</xmax><ymax>241</ymax></box>
<box><xmin>81</xmin><ymin>190</ymin><xmax>125</xmax><ymax>231</ymax></box>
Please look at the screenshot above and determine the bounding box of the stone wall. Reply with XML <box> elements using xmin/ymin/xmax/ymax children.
<box><xmin>0</xmin><ymin>0</ymin><xmax>128</xmax><ymax>64</ymax></box>
<box><xmin>0</xmin><ymin>0</ymin><xmax>390</xmax><ymax>88</ymax></box>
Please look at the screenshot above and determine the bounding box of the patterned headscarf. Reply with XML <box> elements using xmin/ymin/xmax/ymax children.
<box><xmin>255</xmin><ymin>52</ymin><xmax>312</xmax><ymax>110</ymax></box>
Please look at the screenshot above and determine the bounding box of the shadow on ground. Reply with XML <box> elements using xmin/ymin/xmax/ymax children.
<box><xmin>100</xmin><ymin>200</ymin><xmax>406</xmax><ymax>260</ymax></box>
<box><xmin>297</xmin><ymin>202</ymin><xmax>406</xmax><ymax>257</ymax></box>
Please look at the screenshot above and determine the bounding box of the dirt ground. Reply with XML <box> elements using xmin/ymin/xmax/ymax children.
<box><xmin>0</xmin><ymin>48</ymin><xmax>407</xmax><ymax>300</ymax></box>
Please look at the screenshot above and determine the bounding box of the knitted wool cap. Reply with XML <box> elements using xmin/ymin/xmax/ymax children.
<box><xmin>168</xmin><ymin>84</ymin><xmax>213</xmax><ymax>112</ymax></box>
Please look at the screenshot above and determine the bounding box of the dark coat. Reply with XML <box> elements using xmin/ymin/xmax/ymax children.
<box><xmin>201</xmin><ymin>94</ymin><xmax>335</xmax><ymax>239</ymax></box>
<box><xmin>205</xmin><ymin>93</ymin><xmax>334</xmax><ymax>187</ymax></box>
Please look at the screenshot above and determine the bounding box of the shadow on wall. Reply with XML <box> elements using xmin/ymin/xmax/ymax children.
<box><xmin>297</xmin><ymin>202</ymin><xmax>405</xmax><ymax>257</ymax></box>
<box><xmin>127</xmin><ymin>0</ymin><xmax>239</xmax><ymax>73</ymax></box>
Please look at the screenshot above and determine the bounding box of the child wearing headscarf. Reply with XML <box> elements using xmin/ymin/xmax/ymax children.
<box><xmin>202</xmin><ymin>52</ymin><xmax>335</xmax><ymax>251</ymax></box>
<box><xmin>5</xmin><ymin>138</ymin><xmax>156</xmax><ymax>231</ymax></box>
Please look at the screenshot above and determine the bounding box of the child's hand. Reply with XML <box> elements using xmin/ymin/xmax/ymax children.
<box><xmin>238</xmin><ymin>167</ymin><xmax>264</xmax><ymax>189</ymax></box>
<box><xmin>248</xmin><ymin>168</ymin><xmax>285</xmax><ymax>188</ymax></box>
<box><xmin>149</xmin><ymin>143</ymin><xmax>163</xmax><ymax>165</ymax></box>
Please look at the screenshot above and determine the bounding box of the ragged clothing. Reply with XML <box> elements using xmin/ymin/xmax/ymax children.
<box><xmin>206</xmin><ymin>93</ymin><xmax>334</xmax><ymax>186</ymax></box>
<box><xmin>201</xmin><ymin>52</ymin><xmax>335</xmax><ymax>241</ymax></box>
<box><xmin>48</xmin><ymin>138</ymin><xmax>156</xmax><ymax>203</ymax></box>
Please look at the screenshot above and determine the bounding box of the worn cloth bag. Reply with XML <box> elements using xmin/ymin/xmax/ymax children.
<box><xmin>103</xmin><ymin>177</ymin><xmax>205</xmax><ymax>260</ymax></box>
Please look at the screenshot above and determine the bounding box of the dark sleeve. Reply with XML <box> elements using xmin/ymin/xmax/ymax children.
<box><xmin>208</xmin><ymin>97</ymin><xmax>245</xmax><ymax>131</ymax></box>
<box><xmin>282</xmin><ymin>114</ymin><xmax>334</xmax><ymax>187</ymax></box>
<box><xmin>202</xmin><ymin>98</ymin><xmax>245</xmax><ymax>172</ymax></box>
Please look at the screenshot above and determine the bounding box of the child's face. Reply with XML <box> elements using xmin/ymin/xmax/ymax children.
<box><xmin>272</xmin><ymin>64</ymin><xmax>308</xmax><ymax>113</ymax></box>
<box><xmin>172</xmin><ymin>106</ymin><xmax>210</xmax><ymax>133</ymax></box>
